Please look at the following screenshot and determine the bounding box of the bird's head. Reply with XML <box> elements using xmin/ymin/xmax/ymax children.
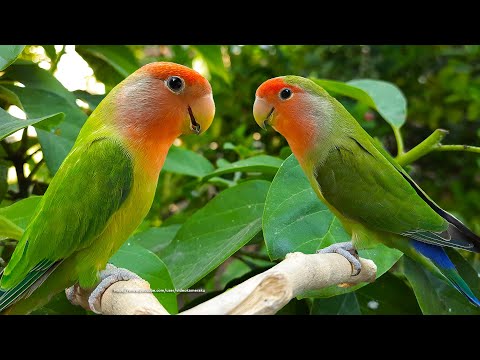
<box><xmin>253</xmin><ymin>76</ymin><xmax>331</xmax><ymax>160</ymax></box>
<box><xmin>114</xmin><ymin>62</ymin><xmax>215</xmax><ymax>142</ymax></box>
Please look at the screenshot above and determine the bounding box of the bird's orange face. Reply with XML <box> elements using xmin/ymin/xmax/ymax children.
<box><xmin>253</xmin><ymin>77</ymin><xmax>318</xmax><ymax>161</ymax></box>
<box><xmin>141</xmin><ymin>62</ymin><xmax>215</xmax><ymax>136</ymax></box>
<box><xmin>116</xmin><ymin>62</ymin><xmax>215</xmax><ymax>144</ymax></box>
<box><xmin>114</xmin><ymin>62</ymin><xmax>215</xmax><ymax>176</ymax></box>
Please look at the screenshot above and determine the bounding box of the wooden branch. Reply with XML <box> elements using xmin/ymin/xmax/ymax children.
<box><xmin>68</xmin><ymin>252</ymin><xmax>377</xmax><ymax>315</ymax></box>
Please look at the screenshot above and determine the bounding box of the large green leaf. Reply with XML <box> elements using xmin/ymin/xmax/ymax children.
<box><xmin>0</xmin><ymin>215</ymin><xmax>24</xmax><ymax>240</ymax></box>
<box><xmin>314</xmin><ymin>79</ymin><xmax>376</xmax><ymax>108</ymax></box>
<box><xmin>3</xmin><ymin>63</ymin><xmax>87</xmax><ymax>173</ymax></box>
<box><xmin>0</xmin><ymin>196</ymin><xmax>42</xmax><ymax>230</ymax></box>
<box><xmin>310</xmin><ymin>293</ymin><xmax>361</xmax><ymax>315</ymax></box>
<box><xmin>159</xmin><ymin>180</ymin><xmax>270</xmax><ymax>289</ymax></box>
<box><xmin>356</xmin><ymin>272</ymin><xmax>422</xmax><ymax>315</ymax></box>
<box><xmin>73</xmin><ymin>90</ymin><xmax>105</xmax><ymax>111</ymax></box>
<box><xmin>32</xmin><ymin>292</ymin><xmax>87</xmax><ymax>315</ymax></box>
<box><xmin>76</xmin><ymin>45</ymin><xmax>138</xmax><ymax>90</ymax></box>
<box><xmin>202</xmin><ymin>155</ymin><xmax>283</xmax><ymax>181</ymax></box>
<box><xmin>313</xmin><ymin>78</ymin><xmax>407</xmax><ymax>128</ymax></box>
<box><xmin>348</xmin><ymin>79</ymin><xmax>407</xmax><ymax>128</ymax></box>
<box><xmin>0</xmin><ymin>107</ymin><xmax>64</xmax><ymax>141</ymax></box>
<box><xmin>0</xmin><ymin>45</ymin><xmax>25</xmax><ymax>70</ymax></box>
<box><xmin>263</xmin><ymin>155</ymin><xmax>402</xmax><ymax>297</ymax></box>
<box><xmin>0</xmin><ymin>85</ymin><xmax>23</xmax><ymax>108</ymax></box>
<box><xmin>0</xmin><ymin>163</ymin><xmax>8</xmax><ymax>202</ymax></box>
<box><xmin>163</xmin><ymin>146</ymin><xmax>214</xmax><ymax>178</ymax></box>
<box><xmin>110</xmin><ymin>242</ymin><xmax>177</xmax><ymax>314</ymax></box>
<box><xmin>0</xmin><ymin>196</ymin><xmax>42</xmax><ymax>240</ymax></box>
<box><xmin>4</xmin><ymin>62</ymin><xmax>77</xmax><ymax>103</ymax></box>
<box><xmin>191</xmin><ymin>45</ymin><xmax>230</xmax><ymax>83</ymax></box>
<box><xmin>132</xmin><ymin>224</ymin><xmax>181</xmax><ymax>254</ymax></box>
<box><xmin>403</xmin><ymin>256</ymin><xmax>480</xmax><ymax>315</ymax></box>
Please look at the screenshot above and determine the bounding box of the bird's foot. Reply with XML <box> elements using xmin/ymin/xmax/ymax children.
<box><xmin>317</xmin><ymin>241</ymin><xmax>361</xmax><ymax>276</ymax></box>
<box><xmin>88</xmin><ymin>264</ymin><xmax>141</xmax><ymax>313</ymax></box>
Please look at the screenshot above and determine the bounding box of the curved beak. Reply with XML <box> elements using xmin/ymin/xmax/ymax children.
<box><xmin>253</xmin><ymin>97</ymin><xmax>274</xmax><ymax>130</ymax></box>
<box><xmin>187</xmin><ymin>93</ymin><xmax>215</xmax><ymax>135</ymax></box>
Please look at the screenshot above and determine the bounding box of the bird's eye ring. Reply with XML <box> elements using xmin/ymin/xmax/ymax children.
<box><xmin>166</xmin><ymin>76</ymin><xmax>185</xmax><ymax>93</ymax></box>
<box><xmin>279</xmin><ymin>88</ymin><xmax>292</xmax><ymax>100</ymax></box>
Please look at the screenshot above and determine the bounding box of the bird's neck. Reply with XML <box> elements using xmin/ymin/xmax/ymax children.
<box><xmin>276</xmin><ymin>115</ymin><xmax>326</xmax><ymax>166</ymax></box>
<box><xmin>121</xmin><ymin>116</ymin><xmax>181</xmax><ymax>180</ymax></box>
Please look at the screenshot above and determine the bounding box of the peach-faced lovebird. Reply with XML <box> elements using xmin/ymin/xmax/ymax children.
<box><xmin>253</xmin><ymin>76</ymin><xmax>480</xmax><ymax>306</ymax></box>
<box><xmin>0</xmin><ymin>62</ymin><xmax>215</xmax><ymax>314</ymax></box>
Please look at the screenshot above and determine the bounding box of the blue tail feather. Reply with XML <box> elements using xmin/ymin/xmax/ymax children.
<box><xmin>412</xmin><ymin>240</ymin><xmax>480</xmax><ymax>307</ymax></box>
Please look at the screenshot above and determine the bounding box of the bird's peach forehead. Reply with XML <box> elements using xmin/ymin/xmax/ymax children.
<box><xmin>256</xmin><ymin>78</ymin><xmax>303</xmax><ymax>97</ymax></box>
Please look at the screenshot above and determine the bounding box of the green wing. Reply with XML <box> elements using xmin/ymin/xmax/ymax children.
<box><xmin>0</xmin><ymin>137</ymin><xmax>133</xmax><ymax>291</ymax></box>
<box><xmin>314</xmin><ymin>132</ymin><xmax>478</xmax><ymax>251</ymax></box>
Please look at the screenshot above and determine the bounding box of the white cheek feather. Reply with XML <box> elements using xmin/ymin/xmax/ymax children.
<box><xmin>117</xmin><ymin>77</ymin><xmax>166</xmax><ymax>119</ymax></box>
<box><xmin>114</xmin><ymin>76</ymin><xmax>180</xmax><ymax>139</ymax></box>
<box><xmin>292</xmin><ymin>92</ymin><xmax>334</xmax><ymax>149</ymax></box>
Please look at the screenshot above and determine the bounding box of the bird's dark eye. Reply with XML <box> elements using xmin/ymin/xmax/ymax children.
<box><xmin>166</xmin><ymin>76</ymin><xmax>185</xmax><ymax>93</ymax></box>
<box><xmin>280</xmin><ymin>88</ymin><xmax>292</xmax><ymax>100</ymax></box>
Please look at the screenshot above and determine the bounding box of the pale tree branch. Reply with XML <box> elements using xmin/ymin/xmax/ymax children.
<box><xmin>68</xmin><ymin>252</ymin><xmax>377</xmax><ymax>315</ymax></box>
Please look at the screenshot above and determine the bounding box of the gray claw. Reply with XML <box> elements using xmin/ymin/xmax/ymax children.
<box><xmin>317</xmin><ymin>241</ymin><xmax>361</xmax><ymax>276</ymax></box>
<box><xmin>88</xmin><ymin>264</ymin><xmax>141</xmax><ymax>313</ymax></box>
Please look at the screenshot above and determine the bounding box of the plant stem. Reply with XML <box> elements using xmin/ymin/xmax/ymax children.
<box><xmin>20</xmin><ymin>128</ymin><xmax>29</xmax><ymax>153</ymax></box>
<box><xmin>396</xmin><ymin>129</ymin><xmax>449</xmax><ymax>167</ymax></box>
<box><xmin>50</xmin><ymin>46</ymin><xmax>66</xmax><ymax>74</ymax></box>
<box><xmin>0</xmin><ymin>140</ymin><xmax>14</xmax><ymax>158</ymax></box>
<box><xmin>27</xmin><ymin>158</ymin><xmax>45</xmax><ymax>180</ymax></box>
<box><xmin>392</xmin><ymin>126</ymin><xmax>405</xmax><ymax>156</ymax></box>
<box><xmin>435</xmin><ymin>145</ymin><xmax>480</xmax><ymax>153</ymax></box>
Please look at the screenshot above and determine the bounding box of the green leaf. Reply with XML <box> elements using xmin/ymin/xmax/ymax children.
<box><xmin>0</xmin><ymin>215</ymin><xmax>24</xmax><ymax>240</ymax></box>
<box><xmin>3</xmin><ymin>63</ymin><xmax>87</xmax><ymax>173</ymax></box>
<box><xmin>32</xmin><ymin>292</ymin><xmax>87</xmax><ymax>315</ymax></box>
<box><xmin>313</xmin><ymin>78</ymin><xmax>407</xmax><ymax>128</ymax></box>
<box><xmin>73</xmin><ymin>90</ymin><xmax>105</xmax><ymax>111</ymax></box>
<box><xmin>4</xmin><ymin>62</ymin><xmax>76</xmax><ymax>103</ymax></box>
<box><xmin>132</xmin><ymin>224</ymin><xmax>181</xmax><ymax>254</ymax></box>
<box><xmin>0</xmin><ymin>163</ymin><xmax>8</xmax><ymax>202</ymax></box>
<box><xmin>0</xmin><ymin>107</ymin><xmax>64</xmax><ymax>141</ymax></box>
<box><xmin>110</xmin><ymin>242</ymin><xmax>178</xmax><ymax>314</ymax></box>
<box><xmin>313</xmin><ymin>79</ymin><xmax>376</xmax><ymax>108</ymax></box>
<box><xmin>310</xmin><ymin>293</ymin><xmax>361</xmax><ymax>315</ymax></box>
<box><xmin>403</xmin><ymin>256</ymin><xmax>480</xmax><ymax>315</ymax></box>
<box><xmin>159</xmin><ymin>180</ymin><xmax>270</xmax><ymax>289</ymax></box>
<box><xmin>191</xmin><ymin>45</ymin><xmax>230</xmax><ymax>83</ymax></box>
<box><xmin>163</xmin><ymin>146</ymin><xmax>214</xmax><ymax>178</ymax></box>
<box><xmin>0</xmin><ymin>85</ymin><xmax>23</xmax><ymax>108</ymax></box>
<box><xmin>356</xmin><ymin>272</ymin><xmax>422</xmax><ymax>315</ymax></box>
<box><xmin>263</xmin><ymin>155</ymin><xmax>402</xmax><ymax>297</ymax></box>
<box><xmin>347</xmin><ymin>79</ymin><xmax>407</xmax><ymax>128</ymax></box>
<box><xmin>0</xmin><ymin>196</ymin><xmax>42</xmax><ymax>230</ymax></box>
<box><xmin>0</xmin><ymin>45</ymin><xmax>25</xmax><ymax>70</ymax></box>
<box><xmin>76</xmin><ymin>45</ymin><xmax>138</xmax><ymax>89</ymax></box>
<box><xmin>202</xmin><ymin>155</ymin><xmax>283</xmax><ymax>181</ymax></box>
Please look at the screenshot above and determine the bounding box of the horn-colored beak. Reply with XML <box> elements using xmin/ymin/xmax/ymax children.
<box><xmin>253</xmin><ymin>97</ymin><xmax>274</xmax><ymax>130</ymax></box>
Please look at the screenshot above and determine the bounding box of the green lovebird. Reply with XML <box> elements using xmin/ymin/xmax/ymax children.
<box><xmin>253</xmin><ymin>76</ymin><xmax>480</xmax><ymax>306</ymax></box>
<box><xmin>0</xmin><ymin>62</ymin><xmax>215</xmax><ymax>314</ymax></box>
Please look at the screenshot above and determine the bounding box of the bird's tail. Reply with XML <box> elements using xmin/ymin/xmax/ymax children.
<box><xmin>0</xmin><ymin>260</ymin><xmax>60</xmax><ymax>313</ymax></box>
<box><xmin>412</xmin><ymin>240</ymin><xmax>480</xmax><ymax>307</ymax></box>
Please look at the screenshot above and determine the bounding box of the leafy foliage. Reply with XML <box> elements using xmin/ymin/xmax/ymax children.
<box><xmin>0</xmin><ymin>45</ymin><xmax>479</xmax><ymax>315</ymax></box>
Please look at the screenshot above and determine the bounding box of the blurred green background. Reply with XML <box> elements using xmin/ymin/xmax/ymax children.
<box><xmin>0</xmin><ymin>45</ymin><xmax>479</xmax><ymax>315</ymax></box>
